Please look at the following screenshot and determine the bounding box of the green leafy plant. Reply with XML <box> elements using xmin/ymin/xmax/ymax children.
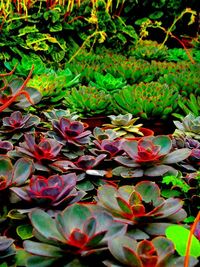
<box><xmin>89</xmin><ymin>72</ymin><xmax>127</xmax><ymax>93</ymax></box>
<box><xmin>174</xmin><ymin>94</ymin><xmax>200</xmax><ymax>119</ymax></box>
<box><xmin>167</xmin><ymin>48</ymin><xmax>190</xmax><ymax>62</ymax></box>
<box><xmin>27</xmin><ymin>68</ymin><xmax>80</xmax><ymax>103</ymax></box>
<box><xmin>166</xmin><ymin>225</ymin><xmax>200</xmax><ymax>258</ymax></box>
<box><xmin>64</xmin><ymin>86</ymin><xmax>112</xmax><ymax>117</ymax></box>
<box><xmin>129</xmin><ymin>40</ymin><xmax>168</xmax><ymax>61</ymax></box>
<box><xmin>112</xmin><ymin>82</ymin><xmax>179</xmax><ymax>119</ymax></box>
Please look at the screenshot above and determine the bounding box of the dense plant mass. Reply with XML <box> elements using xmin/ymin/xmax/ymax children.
<box><xmin>0</xmin><ymin>1</ymin><xmax>199</xmax><ymax>267</ymax></box>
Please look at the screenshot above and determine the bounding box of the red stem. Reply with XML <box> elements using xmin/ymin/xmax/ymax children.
<box><xmin>0</xmin><ymin>65</ymin><xmax>34</xmax><ymax>112</ymax></box>
<box><xmin>184</xmin><ymin>211</ymin><xmax>200</xmax><ymax>267</ymax></box>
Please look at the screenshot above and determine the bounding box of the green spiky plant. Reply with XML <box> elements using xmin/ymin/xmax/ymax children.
<box><xmin>27</xmin><ymin>68</ymin><xmax>80</xmax><ymax>103</ymax></box>
<box><xmin>63</xmin><ymin>86</ymin><xmax>112</xmax><ymax>117</ymax></box>
<box><xmin>112</xmin><ymin>82</ymin><xmax>179</xmax><ymax>119</ymax></box>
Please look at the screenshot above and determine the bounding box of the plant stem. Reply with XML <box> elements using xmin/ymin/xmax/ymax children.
<box><xmin>184</xmin><ymin>211</ymin><xmax>200</xmax><ymax>267</ymax></box>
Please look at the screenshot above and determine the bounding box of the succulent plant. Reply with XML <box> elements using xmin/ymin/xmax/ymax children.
<box><xmin>92</xmin><ymin>127</ymin><xmax>118</xmax><ymax>142</ymax></box>
<box><xmin>128</xmin><ymin>40</ymin><xmax>168</xmax><ymax>61</ymax></box>
<box><xmin>0</xmin><ymin>156</ymin><xmax>34</xmax><ymax>191</ymax></box>
<box><xmin>97</xmin><ymin>181</ymin><xmax>187</xmax><ymax>237</ymax></box>
<box><xmin>0</xmin><ymin>140</ymin><xmax>13</xmax><ymax>154</ymax></box>
<box><xmin>167</xmin><ymin>48</ymin><xmax>189</xmax><ymax>62</ymax></box>
<box><xmin>103</xmin><ymin>113</ymin><xmax>144</xmax><ymax>138</ymax></box>
<box><xmin>43</xmin><ymin>108</ymin><xmax>79</xmax><ymax>122</ymax></box>
<box><xmin>23</xmin><ymin>204</ymin><xmax>126</xmax><ymax>266</ymax></box>
<box><xmin>52</xmin><ymin>154</ymin><xmax>107</xmax><ymax>174</ymax></box>
<box><xmin>114</xmin><ymin>135</ymin><xmax>191</xmax><ymax>177</ymax></box>
<box><xmin>63</xmin><ymin>86</ymin><xmax>112</xmax><ymax>117</ymax></box>
<box><xmin>89</xmin><ymin>72</ymin><xmax>127</xmax><ymax>93</ymax></box>
<box><xmin>49</xmin><ymin>117</ymin><xmax>91</xmax><ymax>146</ymax></box>
<box><xmin>173</xmin><ymin>113</ymin><xmax>200</xmax><ymax>140</ymax></box>
<box><xmin>173</xmin><ymin>94</ymin><xmax>200</xmax><ymax>119</ymax></box>
<box><xmin>90</xmin><ymin>139</ymin><xmax>124</xmax><ymax>159</ymax></box>
<box><xmin>52</xmin><ymin>154</ymin><xmax>107</xmax><ymax>191</ymax></box>
<box><xmin>15</xmin><ymin>134</ymin><xmax>63</xmax><ymax>171</ymax></box>
<box><xmin>172</xmin><ymin>134</ymin><xmax>200</xmax><ymax>172</ymax></box>
<box><xmin>112</xmin><ymin>82</ymin><xmax>179</xmax><ymax>119</ymax></box>
<box><xmin>105</xmin><ymin>235</ymin><xmax>198</xmax><ymax>267</ymax></box>
<box><xmin>11</xmin><ymin>173</ymin><xmax>85</xmax><ymax>208</ymax></box>
<box><xmin>2</xmin><ymin>111</ymin><xmax>40</xmax><ymax>131</ymax></box>
<box><xmin>0</xmin><ymin>236</ymin><xmax>16</xmax><ymax>260</ymax></box>
<box><xmin>159</xmin><ymin>68</ymin><xmax>200</xmax><ymax>97</ymax></box>
<box><xmin>27</xmin><ymin>68</ymin><xmax>80</xmax><ymax>102</ymax></box>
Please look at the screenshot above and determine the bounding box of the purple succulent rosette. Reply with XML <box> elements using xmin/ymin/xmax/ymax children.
<box><xmin>11</xmin><ymin>173</ymin><xmax>85</xmax><ymax>207</ymax></box>
<box><xmin>50</xmin><ymin>118</ymin><xmax>91</xmax><ymax>146</ymax></box>
<box><xmin>2</xmin><ymin>111</ymin><xmax>40</xmax><ymax>132</ymax></box>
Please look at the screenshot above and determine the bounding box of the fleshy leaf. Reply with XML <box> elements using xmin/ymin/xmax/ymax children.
<box><xmin>165</xmin><ymin>225</ymin><xmax>200</xmax><ymax>257</ymax></box>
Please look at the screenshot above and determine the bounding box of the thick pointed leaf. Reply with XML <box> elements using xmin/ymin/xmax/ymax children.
<box><xmin>152</xmin><ymin>236</ymin><xmax>174</xmax><ymax>264</ymax></box>
<box><xmin>144</xmin><ymin>165</ymin><xmax>176</xmax><ymax>176</ymax></box>
<box><xmin>123</xmin><ymin>247</ymin><xmax>143</xmax><ymax>267</ymax></box>
<box><xmin>0</xmin><ymin>156</ymin><xmax>12</xmax><ymax>176</ymax></box>
<box><xmin>162</xmin><ymin>148</ymin><xmax>191</xmax><ymax>164</ymax></box>
<box><xmin>87</xmin><ymin>231</ymin><xmax>107</xmax><ymax>247</ymax></box>
<box><xmin>97</xmin><ymin>185</ymin><xmax>120</xmax><ymax>212</ymax></box>
<box><xmin>153</xmin><ymin>136</ymin><xmax>172</xmax><ymax>155</ymax></box>
<box><xmin>29</xmin><ymin>209</ymin><xmax>65</xmax><ymax>242</ymax></box>
<box><xmin>108</xmin><ymin>236</ymin><xmax>138</xmax><ymax>265</ymax></box>
<box><xmin>56</xmin><ymin>204</ymin><xmax>91</xmax><ymax>237</ymax></box>
<box><xmin>135</xmin><ymin>181</ymin><xmax>160</xmax><ymax>205</ymax></box>
<box><xmin>24</xmin><ymin>241</ymin><xmax>63</xmax><ymax>257</ymax></box>
<box><xmin>13</xmin><ymin>158</ymin><xmax>34</xmax><ymax>185</ymax></box>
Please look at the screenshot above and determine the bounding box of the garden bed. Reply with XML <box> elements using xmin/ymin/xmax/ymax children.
<box><xmin>0</xmin><ymin>1</ymin><xmax>200</xmax><ymax>267</ymax></box>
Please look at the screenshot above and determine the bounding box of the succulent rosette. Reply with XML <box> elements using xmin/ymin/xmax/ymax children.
<box><xmin>15</xmin><ymin>134</ymin><xmax>63</xmax><ymax>171</ymax></box>
<box><xmin>0</xmin><ymin>156</ymin><xmax>34</xmax><ymax>191</ymax></box>
<box><xmin>50</xmin><ymin>117</ymin><xmax>91</xmax><ymax>146</ymax></box>
<box><xmin>104</xmin><ymin>235</ymin><xmax>198</xmax><ymax>267</ymax></box>
<box><xmin>2</xmin><ymin>111</ymin><xmax>40</xmax><ymax>131</ymax></box>
<box><xmin>11</xmin><ymin>173</ymin><xmax>85</xmax><ymax>207</ymax></box>
<box><xmin>91</xmin><ymin>139</ymin><xmax>124</xmax><ymax>159</ymax></box>
<box><xmin>114</xmin><ymin>135</ymin><xmax>191</xmax><ymax>177</ymax></box>
<box><xmin>96</xmin><ymin>181</ymin><xmax>187</xmax><ymax>236</ymax></box>
<box><xmin>23</xmin><ymin>204</ymin><xmax>127</xmax><ymax>266</ymax></box>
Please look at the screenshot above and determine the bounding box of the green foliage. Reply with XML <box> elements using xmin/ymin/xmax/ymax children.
<box><xmin>167</xmin><ymin>48</ymin><xmax>189</xmax><ymax>62</ymax></box>
<box><xmin>166</xmin><ymin>225</ymin><xmax>200</xmax><ymax>257</ymax></box>
<box><xmin>174</xmin><ymin>94</ymin><xmax>200</xmax><ymax>118</ymax></box>
<box><xmin>112</xmin><ymin>82</ymin><xmax>179</xmax><ymax>119</ymax></box>
<box><xmin>27</xmin><ymin>68</ymin><xmax>80</xmax><ymax>102</ymax></box>
<box><xmin>64</xmin><ymin>86</ymin><xmax>112</xmax><ymax>117</ymax></box>
<box><xmin>162</xmin><ymin>173</ymin><xmax>190</xmax><ymax>193</ymax></box>
<box><xmin>129</xmin><ymin>40</ymin><xmax>168</xmax><ymax>61</ymax></box>
<box><xmin>89</xmin><ymin>72</ymin><xmax>127</xmax><ymax>93</ymax></box>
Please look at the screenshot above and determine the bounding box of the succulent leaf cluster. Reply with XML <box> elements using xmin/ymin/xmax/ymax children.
<box><xmin>103</xmin><ymin>113</ymin><xmax>144</xmax><ymax>138</ymax></box>
<box><xmin>64</xmin><ymin>86</ymin><xmax>112</xmax><ymax>117</ymax></box>
<box><xmin>112</xmin><ymin>82</ymin><xmax>179</xmax><ymax>119</ymax></box>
